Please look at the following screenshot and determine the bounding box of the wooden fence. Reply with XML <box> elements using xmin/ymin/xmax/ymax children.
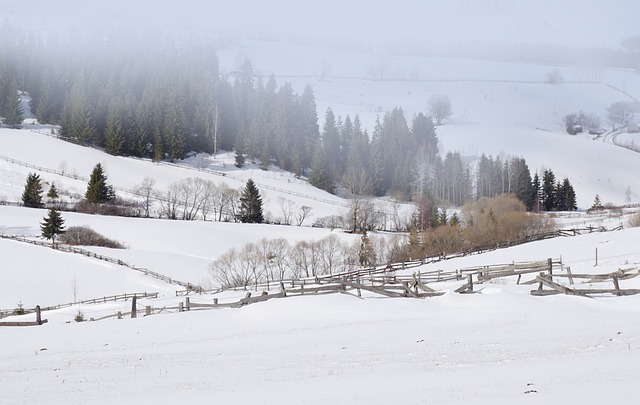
<box><xmin>0</xmin><ymin>232</ymin><xmax>204</xmax><ymax>292</ymax></box>
<box><xmin>0</xmin><ymin>292</ymin><xmax>158</xmax><ymax>320</ymax></box>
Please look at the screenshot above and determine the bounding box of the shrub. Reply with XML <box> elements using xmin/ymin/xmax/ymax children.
<box><xmin>312</xmin><ymin>215</ymin><xmax>346</xmax><ymax>230</ymax></box>
<box><xmin>14</xmin><ymin>301</ymin><xmax>26</xmax><ymax>315</ymax></box>
<box><xmin>629</xmin><ymin>212</ymin><xmax>640</xmax><ymax>228</ymax></box>
<box><xmin>59</xmin><ymin>226</ymin><xmax>125</xmax><ymax>248</ymax></box>
<box><xmin>75</xmin><ymin>198</ymin><xmax>140</xmax><ymax>217</ymax></box>
<box><xmin>462</xmin><ymin>194</ymin><xmax>556</xmax><ymax>248</ymax></box>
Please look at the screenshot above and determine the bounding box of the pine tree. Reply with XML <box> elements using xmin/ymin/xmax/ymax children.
<box><xmin>591</xmin><ymin>194</ymin><xmax>603</xmax><ymax>211</ymax></box>
<box><xmin>234</xmin><ymin>142</ymin><xmax>246</xmax><ymax>168</ymax></box>
<box><xmin>85</xmin><ymin>163</ymin><xmax>115</xmax><ymax>204</ymax></box>
<box><xmin>21</xmin><ymin>173</ymin><xmax>44</xmax><ymax>208</ymax></box>
<box><xmin>40</xmin><ymin>207</ymin><xmax>66</xmax><ymax>244</ymax></box>
<box><xmin>46</xmin><ymin>184</ymin><xmax>59</xmax><ymax>208</ymax></box>
<box><xmin>163</xmin><ymin>91</ymin><xmax>187</xmax><ymax>161</ymax></box>
<box><xmin>531</xmin><ymin>172</ymin><xmax>542</xmax><ymax>212</ymax></box>
<box><xmin>239</xmin><ymin>179</ymin><xmax>264</xmax><ymax>223</ymax></box>
<box><xmin>542</xmin><ymin>169</ymin><xmax>556</xmax><ymax>211</ymax></box>
<box><xmin>3</xmin><ymin>81</ymin><xmax>24</xmax><ymax>129</ymax></box>
<box><xmin>358</xmin><ymin>231</ymin><xmax>376</xmax><ymax>267</ymax></box>
<box><xmin>153</xmin><ymin>127</ymin><xmax>163</xmax><ymax>162</ymax></box>
<box><xmin>563</xmin><ymin>178</ymin><xmax>577</xmax><ymax>211</ymax></box>
<box><xmin>104</xmin><ymin>100</ymin><xmax>125</xmax><ymax>155</ymax></box>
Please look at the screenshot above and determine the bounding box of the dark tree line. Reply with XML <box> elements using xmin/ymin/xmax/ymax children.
<box><xmin>2</xmin><ymin>26</ymin><xmax>578</xmax><ymax>214</ymax></box>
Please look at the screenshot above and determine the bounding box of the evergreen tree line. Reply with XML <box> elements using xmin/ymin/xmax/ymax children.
<box><xmin>1</xmin><ymin>27</ymin><xmax>578</xmax><ymax>211</ymax></box>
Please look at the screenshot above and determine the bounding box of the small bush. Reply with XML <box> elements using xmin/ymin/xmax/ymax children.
<box><xmin>14</xmin><ymin>301</ymin><xmax>26</xmax><ymax>315</ymax></box>
<box><xmin>629</xmin><ymin>212</ymin><xmax>640</xmax><ymax>228</ymax></box>
<box><xmin>462</xmin><ymin>195</ymin><xmax>556</xmax><ymax>248</ymax></box>
<box><xmin>59</xmin><ymin>226</ymin><xmax>125</xmax><ymax>248</ymax></box>
<box><xmin>312</xmin><ymin>215</ymin><xmax>346</xmax><ymax>230</ymax></box>
<box><xmin>74</xmin><ymin>308</ymin><xmax>85</xmax><ymax>322</ymax></box>
<box><xmin>75</xmin><ymin>198</ymin><xmax>140</xmax><ymax>217</ymax></box>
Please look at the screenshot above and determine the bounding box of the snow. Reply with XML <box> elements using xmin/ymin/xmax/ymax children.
<box><xmin>2</xmin><ymin>36</ymin><xmax>640</xmax><ymax>404</ymax></box>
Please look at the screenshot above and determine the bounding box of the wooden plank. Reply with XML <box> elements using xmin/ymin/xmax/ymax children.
<box><xmin>535</xmin><ymin>275</ymin><xmax>588</xmax><ymax>297</ymax></box>
<box><xmin>340</xmin><ymin>281</ymin><xmax>404</xmax><ymax>298</ymax></box>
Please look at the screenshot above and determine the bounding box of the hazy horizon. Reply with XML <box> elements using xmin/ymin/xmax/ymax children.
<box><xmin>2</xmin><ymin>0</ymin><xmax>638</xmax><ymax>54</ymax></box>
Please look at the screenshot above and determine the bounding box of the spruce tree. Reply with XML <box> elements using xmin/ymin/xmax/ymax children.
<box><xmin>41</xmin><ymin>208</ymin><xmax>66</xmax><ymax>244</ymax></box>
<box><xmin>239</xmin><ymin>179</ymin><xmax>264</xmax><ymax>223</ymax></box>
<box><xmin>591</xmin><ymin>194</ymin><xmax>603</xmax><ymax>211</ymax></box>
<box><xmin>358</xmin><ymin>231</ymin><xmax>376</xmax><ymax>267</ymax></box>
<box><xmin>85</xmin><ymin>163</ymin><xmax>115</xmax><ymax>204</ymax></box>
<box><xmin>104</xmin><ymin>100</ymin><xmax>125</xmax><ymax>155</ymax></box>
<box><xmin>21</xmin><ymin>173</ymin><xmax>44</xmax><ymax>208</ymax></box>
<box><xmin>542</xmin><ymin>169</ymin><xmax>556</xmax><ymax>211</ymax></box>
<box><xmin>563</xmin><ymin>178</ymin><xmax>577</xmax><ymax>211</ymax></box>
<box><xmin>47</xmin><ymin>184</ymin><xmax>59</xmax><ymax>207</ymax></box>
<box><xmin>3</xmin><ymin>81</ymin><xmax>24</xmax><ymax>129</ymax></box>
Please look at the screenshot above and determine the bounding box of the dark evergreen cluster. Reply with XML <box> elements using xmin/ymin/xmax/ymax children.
<box><xmin>475</xmin><ymin>155</ymin><xmax>577</xmax><ymax>212</ymax></box>
<box><xmin>1</xmin><ymin>26</ymin><xmax>580</xmax><ymax>212</ymax></box>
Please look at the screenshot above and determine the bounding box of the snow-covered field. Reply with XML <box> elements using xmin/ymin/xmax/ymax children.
<box><xmin>2</xmin><ymin>35</ymin><xmax>640</xmax><ymax>403</ymax></box>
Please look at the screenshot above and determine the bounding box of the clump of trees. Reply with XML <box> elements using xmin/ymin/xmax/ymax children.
<box><xmin>406</xmin><ymin>194</ymin><xmax>557</xmax><ymax>260</ymax></box>
<box><xmin>210</xmin><ymin>194</ymin><xmax>559</xmax><ymax>289</ymax></box>
<box><xmin>209</xmin><ymin>233</ymin><xmax>402</xmax><ymax>289</ymax></box>
<box><xmin>563</xmin><ymin>111</ymin><xmax>601</xmax><ymax>134</ymax></box>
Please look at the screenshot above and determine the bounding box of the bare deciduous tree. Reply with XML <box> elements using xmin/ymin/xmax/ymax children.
<box><xmin>342</xmin><ymin>167</ymin><xmax>372</xmax><ymax>196</ymax></box>
<box><xmin>134</xmin><ymin>177</ymin><xmax>156</xmax><ymax>218</ymax></box>
<box><xmin>278</xmin><ymin>197</ymin><xmax>294</xmax><ymax>225</ymax></box>
<box><xmin>606</xmin><ymin>101</ymin><xmax>634</xmax><ymax>130</ymax></box>
<box><xmin>210</xmin><ymin>183</ymin><xmax>240</xmax><ymax>222</ymax></box>
<box><xmin>295</xmin><ymin>205</ymin><xmax>312</xmax><ymax>226</ymax></box>
<box><xmin>428</xmin><ymin>94</ymin><xmax>452</xmax><ymax>125</ymax></box>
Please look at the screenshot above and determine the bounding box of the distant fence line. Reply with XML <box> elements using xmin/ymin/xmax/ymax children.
<box><xmin>23</xmin><ymin>129</ymin><xmax>352</xmax><ymax>210</ymax></box>
<box><xmin>0</xmin><ymin>292</ymin><xmax>158</xmax><ymax>319</ymax></box>
<box><xmin>0</xmin><ymin>232</ymin><xmax>204</xmax><ymax>293</ymax></box>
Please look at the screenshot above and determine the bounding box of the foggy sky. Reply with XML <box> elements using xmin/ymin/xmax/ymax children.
<box><xmin>2</xmin><ymin>0</ymin><xmax>639</xmax><ymax>51</ymax></box>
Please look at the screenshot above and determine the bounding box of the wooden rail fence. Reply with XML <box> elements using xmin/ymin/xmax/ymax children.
<box><xmin>0</xmin><ymin>232</ymin><xmax>204</xmax><ymax>292</ymax></box>
<box><xmin>0</xmin><ymin>292</ymin><xmax>159</xmax><ymax>320</ymax></box>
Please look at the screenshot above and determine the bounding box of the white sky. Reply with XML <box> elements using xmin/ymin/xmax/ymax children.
<box><xmin>3</xmin><ymin>0</ymin><xmax>639</xmax><ymax>50</ymax></box>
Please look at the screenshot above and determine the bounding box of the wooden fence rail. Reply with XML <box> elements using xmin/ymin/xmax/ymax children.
<box><xmin>0</xmin><ymin>292</ymin><xmax>159</xmax><ymax>319</ymax></box>
<box><xmin>0</xmin><ymin>232</ymin><xmax>204</xmax><ymax>292</ymax></box>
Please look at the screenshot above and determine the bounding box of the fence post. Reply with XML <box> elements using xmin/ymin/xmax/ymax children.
<box><xmin>178</xmin><ymin>302</ymin><xmax>184</xmax><ymax>312</ymax></box>
<box><xmin>145</xmin><ymin>306</ymin><xmax>151</xmax><ymax>316</ymax></box>
<box><xmin>566</xmin><ymin>266</ymin><xmax>574</xmax><ymax>285</ymax></box>
<box><xmin>36</xmin><ymin>305</ymin><xmax>42</xmax><ymax>325</ymax></box>
<box><xmin>185</xmin><ymin>297</ymin><xmax>190</xmax><ymax>311</ymax></box>
<box><xmin>131</xmin><ymin>296</ymin><xmax>137</xmax><ymax>318</ymax></box>
<box><xmin>117</xmin><ymin>311</ymin><xmax>122</xmax><ymax>319</ymax></box>
<box><xmin>213</xmin><ymin>298</ymin><xmax>218</xmax><ymax>305</ymax></box>
<box><xmin>468</xmin><ymin>274</ymin><xmax>474</xmax><ymax>292</ymax></box>
<box><xmin>547</xmin><ymin>258</ymin><xmax>553</xmax><ymax>278</ymax></box>
<box><xmin>612</xmin><ymin>274</ymin><xmax>621</xmax><ymax>295</ymax></box>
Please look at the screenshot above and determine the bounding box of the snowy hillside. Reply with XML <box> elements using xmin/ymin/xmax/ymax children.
<box><xmin>216</xmin><ymin>39</ymin><xmax>640</xmax><ymax>207</ymax></box>
<box><xmin>2</xmin><ymin>10</ymin><xmax>640</xmax><ymax>402</ymax></box>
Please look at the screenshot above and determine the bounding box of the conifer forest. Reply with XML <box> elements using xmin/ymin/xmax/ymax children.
<box><xmin>0</xmin><ymin>26</ymin><xmax>576</xmax><ymax>215</ymax></box>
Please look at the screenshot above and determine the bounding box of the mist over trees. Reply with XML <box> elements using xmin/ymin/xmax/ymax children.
<box><xmin>0</xmin><ymin>26</ymin><xmax>580</xmax><ymax>216</ymax></box>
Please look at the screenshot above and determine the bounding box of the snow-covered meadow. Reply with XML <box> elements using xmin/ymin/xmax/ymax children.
<box><xmin>2</xmin><ymin>35</ymin><xmax>640</xmax><ymax>403</ymax></box>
